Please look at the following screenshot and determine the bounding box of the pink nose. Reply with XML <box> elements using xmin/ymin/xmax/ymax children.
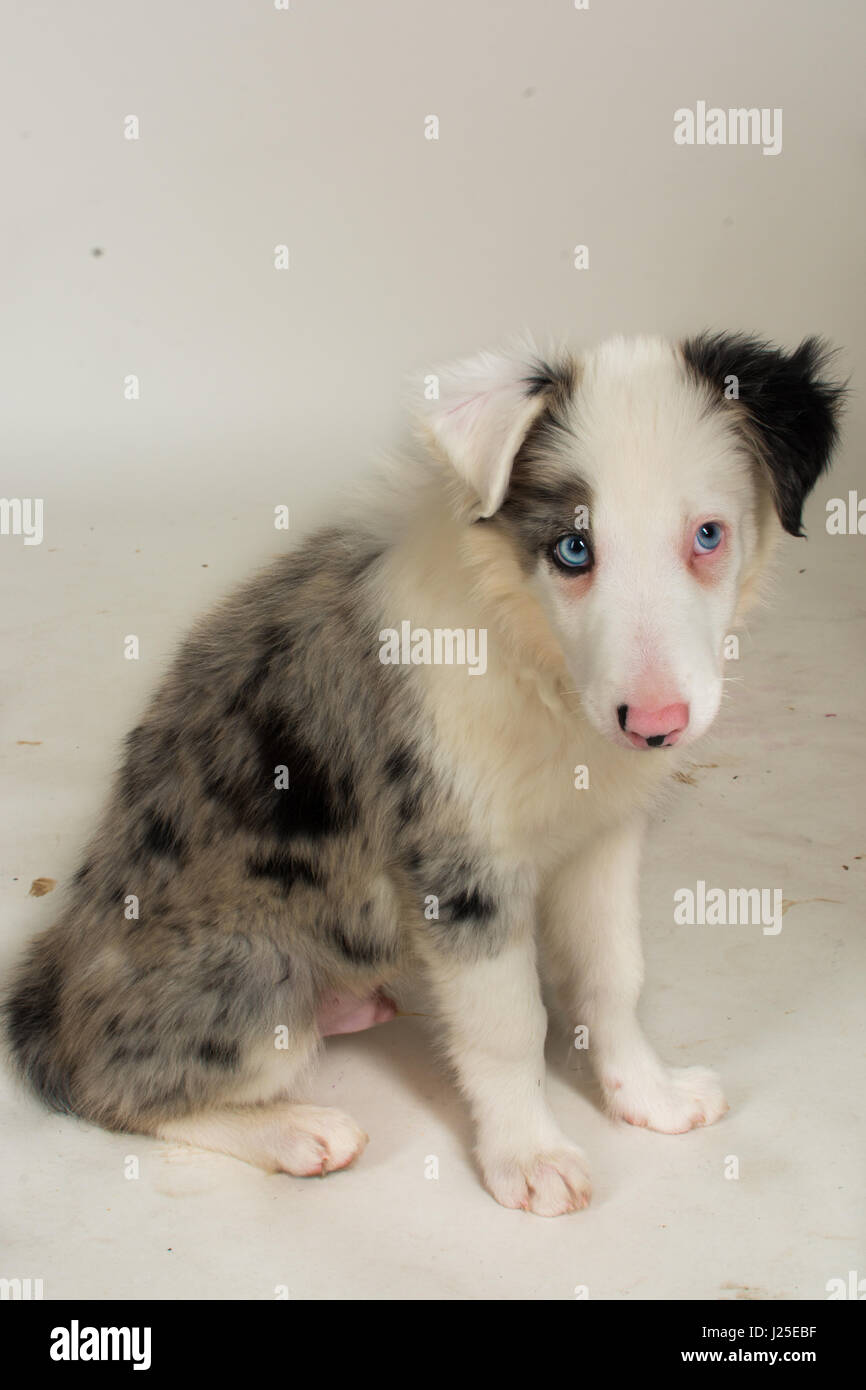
<box><xmin>619</xmin><ymin>702</ymin><xmax>689</xmax><ymax>749</ymax></box>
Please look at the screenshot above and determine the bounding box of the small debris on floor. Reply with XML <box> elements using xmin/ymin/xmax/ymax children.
<box><xmin>29</xmin><ymin>877</ymin><xmax>57</xmax><ymax>897</ymax></box>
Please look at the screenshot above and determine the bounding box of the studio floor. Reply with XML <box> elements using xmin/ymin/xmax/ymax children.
<box><xmin>1</xmin><ymin>505</ymin><xmax>863</xmax><ymax>1301</ymax></box>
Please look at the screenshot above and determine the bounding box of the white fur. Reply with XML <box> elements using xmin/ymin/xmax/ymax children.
<box><xmin>372</xmin><ymin>336</ymin><xmax>774</xmax><ymax>1209</ymax></box>
<box><xmin>535</xmin><ymin>337</ymin><xmax>761</xmax><ymax>745</ymax></box>
<box><xmin>413</xmin><ymin>342</ymin><xmax>554</xmax><ymax>519</ymax></box>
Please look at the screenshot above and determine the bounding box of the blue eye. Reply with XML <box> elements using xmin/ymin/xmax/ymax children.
<box><xmin>553</xmin><ymin>533</ymin><xmax>593</xmax><ymax>572</ymax></box>
<box><xmin>694</xmin><ymin>522</ymin><xmax>724</xmax><ymax>553</ymax></box>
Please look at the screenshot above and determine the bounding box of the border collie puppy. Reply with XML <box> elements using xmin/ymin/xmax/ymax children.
<box><xmin>4</xmin><ymin>332</ymin><xmax>842</xmax><ymax>1216</ymax></box>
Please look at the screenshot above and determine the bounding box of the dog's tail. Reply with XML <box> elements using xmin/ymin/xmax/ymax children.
<box><xmin>3</xmin><ymin>931</ymin><xmax>75</xmax><ymax>1113</ymax></box>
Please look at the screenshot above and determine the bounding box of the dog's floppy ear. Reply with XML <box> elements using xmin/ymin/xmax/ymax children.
<box><xmin>414</xmin><ymin>345</ymin><xmax>576</xmax><ymax>519</ymax></box>
<box><xmin>682</xmin><ymin>332</ymin><xmax>845</xmax><ymax>537</ymax></box>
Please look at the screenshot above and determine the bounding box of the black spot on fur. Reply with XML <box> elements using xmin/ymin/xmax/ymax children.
<box><xmin>200</xmin><ymin>764</ymin><xmax>243</xmax><ymax>817</ymax></box>
<box><xmin>327</xmin><ymin>925</ymin><xmax>390</xmax><ymax>968</ymax></box>
<box><xmin>397</xmin><ymin>789</ymin><xmax>423</xmax><ymax>825</ymax></box>
<box><xmin>140</xmin><ymin>811</ymin><xmax>186</xmax><ymax>863</ymax></box>
<box><xmin>224</xmin><ymin>624</ymin><xmax>292</xmax><ymax>719</ymax></box>
<box><xmin>404</xmin><ymin>848</ymin><xmax>423</xmax><ymax>874</ymax></box>
<box><xmin>202</xmin><ymin>604</ymin><xmax>370</xmax><ymax>842</ymax></box>
<box><xmin>681</xmin><ymin>331</ymin><xmax>845</xmax><ymax>537</ymax></box>
<box><xmin>247</xmin><ymin>851</ymin><xmax>325</xmax><ymax>893</ymax></box>
<box><xmin>246</xmin><ymin>705</ymin><xmax>356</xmax><ymax>840</ymax></box>
<box><xmin>195</xmin><ymin>935</ymin><xmax>252</xmax><ymax>983</ymax></box>
<box><xmin>197</xmin><ymin>1039</ymin><xmax>240</xmax><ymax>1069</ymax></box>
<box><xmin>203</xmin><ymin>687</ymin><xmax>356</xmax><ymax>842</ymax></box>
<box><xmin>408</xmin><ymin>846</ymin><xmax>500</xmax><ymax>926</ymax></box>
<box><xmin>384</xmin><ymin>746</ymin><xmax>417</xmax><ymax>783</ymax></box>
<box><xmin>383</xmin><ymin>746</ymin><xmax>426</xmax><ymax>824</ymax></box>
<box><xmin>440</xmin><ymin>887</ymin><xmax>497</xmax><ymax>924</ymax></box>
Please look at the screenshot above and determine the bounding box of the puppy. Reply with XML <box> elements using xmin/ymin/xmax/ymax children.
<box><xmin>4</xmin><ymin>332</ymin><xmax>842</xmax><ymax>1216</ymax></box>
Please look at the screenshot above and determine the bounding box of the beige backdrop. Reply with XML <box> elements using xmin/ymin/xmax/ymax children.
<box><xmin>1</xmin><ymin>0</ymin><xmax>863</xmax><ymax>1303</ymax></box>
<box><xmin>2</xmin><ymin>0</ymin><xmax>862</xmax><ymax>518</ymax></box>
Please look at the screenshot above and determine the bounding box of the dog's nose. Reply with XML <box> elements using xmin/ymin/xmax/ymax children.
<box><xmin>617</xmin><ymin>702</ymin><xmax>689</xmax><ymax>749</ymax></box>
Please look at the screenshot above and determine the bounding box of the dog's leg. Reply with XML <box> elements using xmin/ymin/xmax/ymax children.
<box><xmin>543</xmin><ymin>815</ymin><xmax>728</xmax><ymax>1133</ymax></box>
<box><xmin>149</xmin><ymin>1023</ymin><xmax>371</xmax><ymax>1175</ymax></box>
<box><xmin>156</xmin><ymin>1100</ymin><xmax>368</xmax><ymax>1176</ymax></box>
<box><xmin>5</xmin><ymin>925</ymin><xmax>372</xmax><ymax>1178</ymax></box>
<box><xmin>420</xmin><ymin>927</ymin><xmax>591</xmax><ymax>1216</ymax></box>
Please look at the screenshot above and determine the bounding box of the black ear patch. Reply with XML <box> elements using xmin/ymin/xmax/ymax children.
<box><xmin>522</xmin><ymin>354</ymin><xmax>577</xmax><ymax>404</ymax></box>
<box><xmin>682</xmin><ymin>332</ymin><xmax>845</xmax><ymax>536</ymax></box>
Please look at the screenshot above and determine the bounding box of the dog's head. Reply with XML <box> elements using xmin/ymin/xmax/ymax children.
<box><xmin>417</xmin><ymin>333</ymin><xmax>843</xmax><ymax>750</ymax></box>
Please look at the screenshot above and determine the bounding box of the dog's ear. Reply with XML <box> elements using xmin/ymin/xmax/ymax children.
<box><xmin>413</xmin><ymin>345</ymin><xmax>576</xmax><ymax>519</ymax></box>
<box><xmin>682</xmin><ymin>332</ymin><xmax>845</xmax><ymax>537</ymax></box>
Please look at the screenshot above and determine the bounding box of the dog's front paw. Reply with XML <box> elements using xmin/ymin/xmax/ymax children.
<box><xmin>603</xmin><ymin>1066</ymin><xmax>728</xmax><ymax>1134</ymax></box>
<box><xmin>480</xmin><ymin>1142</ymin><xmax>592</xmax><ymax>1217</ymax></box>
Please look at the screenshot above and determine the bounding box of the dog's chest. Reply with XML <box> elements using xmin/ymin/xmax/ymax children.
<box><xmin>421</xmin><ymin>669</ymin><xmax>646</xmax><ymax>869</ymax></box>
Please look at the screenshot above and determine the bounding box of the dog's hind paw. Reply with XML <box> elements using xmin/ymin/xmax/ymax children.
<box><xmin>268</xmin><ymin>1104</ymin><xmax>369</xmax><ymax>1176</ymax></box>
